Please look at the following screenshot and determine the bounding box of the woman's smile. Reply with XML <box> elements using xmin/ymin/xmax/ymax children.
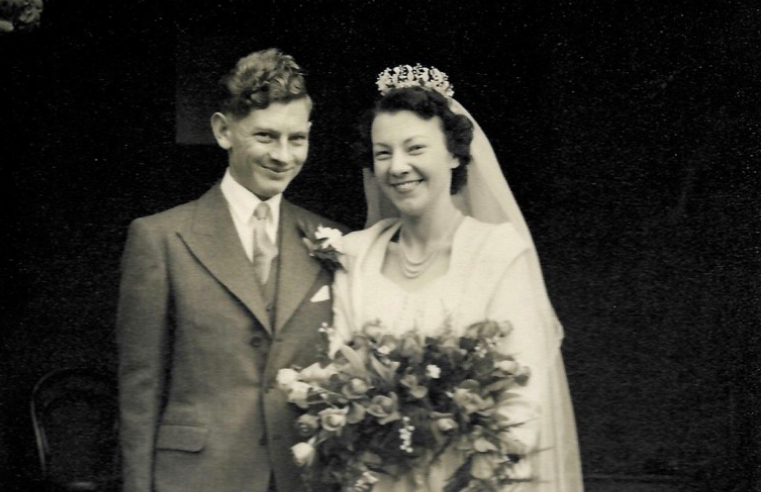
<box><xmin>390</xmin><ymin>179</ymin><xmax>424</xmax><ymax>193</ymax></box>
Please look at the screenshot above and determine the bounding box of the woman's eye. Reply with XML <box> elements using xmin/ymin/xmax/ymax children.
<box><xmin>374</xmin><ymin>151</ymin><xmax>391</xmax><ymax>160</ymax></box>
<box><xmin>408</xmin><ymin>145</ymin><xmax>426</xmax><ymax>154</ymax></box>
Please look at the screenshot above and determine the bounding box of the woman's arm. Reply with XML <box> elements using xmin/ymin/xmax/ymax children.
<box><xmin>487</xmin><ymin>249</ymin><xmax>550</xmax><ymax>485</ymax></box>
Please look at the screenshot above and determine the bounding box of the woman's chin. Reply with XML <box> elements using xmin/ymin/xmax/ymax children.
<box><xmin>393</xmin><ymin>202</ymin><xmax>426</xmax><ymax>218</ymax></box>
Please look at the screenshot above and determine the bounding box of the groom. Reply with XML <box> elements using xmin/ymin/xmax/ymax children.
<box><xmin>117</xmin><ymin>48</ymin><xmax>345</xmax><ymax>492</ymax></box>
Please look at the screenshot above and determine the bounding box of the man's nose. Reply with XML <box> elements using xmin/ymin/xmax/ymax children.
<box><xmin>270</xmin><ymin>138</ymin><xmax>293</xmax><ymax>163</ymax></box>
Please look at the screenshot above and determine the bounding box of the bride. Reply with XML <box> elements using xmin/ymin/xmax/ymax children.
<box><xmin>331</xmin><ymin>65</ymin><xmax>583</xmax><ymax>492</ymax></box>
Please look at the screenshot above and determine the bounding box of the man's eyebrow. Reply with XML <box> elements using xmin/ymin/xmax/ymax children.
<box><xmin>249</xmin><ymin>126</ymin><xmax>278</xmax><ymax>133</ymax></box>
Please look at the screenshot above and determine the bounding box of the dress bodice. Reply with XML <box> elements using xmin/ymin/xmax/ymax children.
<box><xmin>331</xmin><ymin>217</ymin><xmax>582</xmax><ymax>492</ymax></box>
<box><xmin>338</xmin><ymin>217</ymin><xmax>529</xmax><ymax>340</ymax></box>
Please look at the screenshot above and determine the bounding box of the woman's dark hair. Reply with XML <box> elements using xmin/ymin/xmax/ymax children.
<box><xmin>218</xmin><ymin>48</ymin><xmax>311</xmax><ymax>119</ymax></box>
<box><xmin>359</xmin><ymin>86</ymin><xmax>473</xmax><ymax>193</ymax></box>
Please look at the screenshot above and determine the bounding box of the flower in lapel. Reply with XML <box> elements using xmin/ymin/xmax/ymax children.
<box><xmin>299</xmin><ymin>219</ymin><xmax>345</xmax><ymax>273</ymax></box>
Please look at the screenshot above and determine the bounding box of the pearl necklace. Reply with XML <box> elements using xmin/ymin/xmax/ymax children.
<box><xmin>398</xmin><ymin>212</ymin><xmax>464</xmax><ymax>279</ymax></box>
<box><xmin>400</xmin><ymin>246</ymin><xmax>439</xmax><ymax>279</ymax></box>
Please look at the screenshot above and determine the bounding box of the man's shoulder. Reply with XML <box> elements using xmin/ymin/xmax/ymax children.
<box><xmin>130</xmin><ymin>184</ymin><xmax>222</xmax><ymax>231</ymax></box>
<box><xmin>284</xmin><ymin>200</ymin><xmax>350</xmax><ymax>234</ymax></box>
<box><xmin>130</xmin><ymin>199</ymin><xmax>197</xmax><ymax>231</ymax></box>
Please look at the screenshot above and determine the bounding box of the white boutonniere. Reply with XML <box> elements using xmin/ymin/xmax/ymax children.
<box><xmin>299</xmin><ymin>220</ymin><xmax>344</xmax><ymax>273</ymax></box>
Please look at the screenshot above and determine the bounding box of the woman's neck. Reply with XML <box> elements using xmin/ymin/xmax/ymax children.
<box><xmin>399</xmin><ymin>196</ymin><xmax>463</xmax><ymax>250</ymax></box>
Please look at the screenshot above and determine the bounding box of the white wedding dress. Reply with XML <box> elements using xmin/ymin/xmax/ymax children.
<box><xmin>332</xmin><ymin>216</ymin><xmax>583</xmax><ymax>492</ymax></box>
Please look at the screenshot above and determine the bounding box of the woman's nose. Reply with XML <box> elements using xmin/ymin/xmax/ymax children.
<box><xmin>389</xmin><ymin>152</ymin><xmax>410</xmax><ymax>175</ymax></box>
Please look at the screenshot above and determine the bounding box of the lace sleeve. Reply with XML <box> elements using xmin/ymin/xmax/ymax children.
<box><xmin>487</xmin><ymin>249</ymin><xmax>548</xmax><ymax>488</ymax></box>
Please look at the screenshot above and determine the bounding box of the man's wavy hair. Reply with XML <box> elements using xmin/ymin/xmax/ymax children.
<box><xmin>218</xmin><ymin>48</ymin><xmax>311</xmax><ymax>119</ymax></box>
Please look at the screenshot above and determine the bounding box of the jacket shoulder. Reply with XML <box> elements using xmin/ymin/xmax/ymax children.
<box><xmin>128</xmin><ymin>199</ymin><xmax>198</xmax><ymax>234</ymax></box>
<box><xmin>285</xmin><ymin>201</ymin><xmax>350</xmax><ymax>234</ymax></box>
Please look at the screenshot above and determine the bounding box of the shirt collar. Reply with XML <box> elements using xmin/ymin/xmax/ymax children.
<box><xmin>220</xmin><ymin>168</ymin><xmax>282</xmax><ymax>226</ymax></box>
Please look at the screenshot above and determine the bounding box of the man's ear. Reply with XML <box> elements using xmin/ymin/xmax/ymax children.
<box><xmin>211</xmin><ymin>112</ymin><xmax>232</xmax><ymax>150</ymax></box>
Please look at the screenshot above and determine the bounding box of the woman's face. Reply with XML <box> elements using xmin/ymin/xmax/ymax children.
<box><xmin>371</xmin><ymin>110</ymin><xmax>459</xmax><ymax>217</ymax></box>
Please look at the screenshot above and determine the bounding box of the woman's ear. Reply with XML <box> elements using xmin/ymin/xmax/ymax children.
<box><xmin>211</xmin><ymin>112</ymin><xmax>232</xmax><ymax>150</ymax></box>
<box><xmin>449</xmin><ymin>153</ymin><xmax>460</xmax><ymax>170</ymax></box>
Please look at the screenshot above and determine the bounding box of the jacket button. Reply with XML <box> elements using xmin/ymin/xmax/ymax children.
<box><xmin>250</xmin><ymin>336</ymin><xmax>264</xmax><ymax>348</ymax></box>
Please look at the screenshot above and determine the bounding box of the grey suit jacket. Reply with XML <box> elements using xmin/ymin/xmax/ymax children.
<box><xmin>117</xmin><ymin>184</ymin><xmax>345</xmax><ymax>492</ymax></box>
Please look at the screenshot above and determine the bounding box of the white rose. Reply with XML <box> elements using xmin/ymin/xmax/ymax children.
<box><xmin>276</xmin><ymin>368</ymin><xmax>300</xmax><ymax>391</ymax></box>
<box><xmin>299</xmin><ymin>362</ymin><xmax>338</xmax><ymax>384</ymax></box>
<box><xmin>292</xmin><ymin>441</ymin><xmax>316</xmax><ymax>466</ymax></box>
<box><xmin>495</xmin><ymin>360</ymin><xmax>520</xmax><ymax>374</ymax></box>
<box><xmin>315</xmin><ymin>226</ymin><xmax>343</xmax><ymax>251</ymax></box>
<box><xmin>425</xmin><ymin>364</ymin><xmax>441</xmax><ymax>379</ymax></box>
<box><xmin>288</xmin><ymin>381</ymin><xmax>313</xmax><ymax>409</ymax></box>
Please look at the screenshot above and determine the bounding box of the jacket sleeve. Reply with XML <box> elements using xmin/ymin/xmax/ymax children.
<box><xmin>117</xmin><ymin>218</ymin><xmax>171</xmax><ymax>492</ymax></box>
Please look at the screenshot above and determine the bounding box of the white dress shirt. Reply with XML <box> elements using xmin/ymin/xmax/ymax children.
<box><xmin>220</xmin><ymin>169</ymin><xmax>281</xmax><ymax>262</ymax></box>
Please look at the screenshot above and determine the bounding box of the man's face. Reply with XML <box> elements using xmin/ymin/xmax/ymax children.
<box><xmin>213</xmin><ymin>98</ymin><xmax>311</xmax><ymax>199</ymax></box>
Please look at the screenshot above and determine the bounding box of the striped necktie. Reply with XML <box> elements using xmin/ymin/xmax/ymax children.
<box><xmin>252</xmin><ymin>202</ymin><xmax>277</xmax><ymax>285</ymax></box>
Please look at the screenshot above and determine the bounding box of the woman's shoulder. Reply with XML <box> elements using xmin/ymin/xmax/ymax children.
<box><xmin>342</xmin><ymin>218</ymin><xmax>400</xmax><ymax>256</ymax></box>
<box><xmin>459</xmin><ymin>217</ymin><xmax>530</xmax><ymax>264</ymax></box>
<box><xmin>461</xmin><ymin>217</ymin><xmax>528</xmax><ymax>248</ymax></box>
<box><xmin>336</xmin><ymin>218</ymin><xmax>400</xmax><ymax>273</ymax></box>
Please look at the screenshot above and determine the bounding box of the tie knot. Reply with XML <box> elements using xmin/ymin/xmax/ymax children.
<box><xmin>254</xmin><ymin>202</ymin><xmax>270</xmax><ymax>221</ymax></box>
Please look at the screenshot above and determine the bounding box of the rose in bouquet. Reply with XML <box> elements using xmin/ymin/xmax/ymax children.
<box><xmin>277</xmin><ymin>319</ymin><xmax>533</xmax><ymax>492</ymax></box>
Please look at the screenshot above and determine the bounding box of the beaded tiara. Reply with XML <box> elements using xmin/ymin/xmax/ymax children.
<box><xmin>375</xmin><ymin>64</ymin><xmax>454</xmax><ymax>98</ymax></box>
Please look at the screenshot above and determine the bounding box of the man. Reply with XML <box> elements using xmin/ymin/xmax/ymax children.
<box><xmin>117</xmin><ymin>48</ymin><xmax>345</xmax><ymax>492</ymax></box>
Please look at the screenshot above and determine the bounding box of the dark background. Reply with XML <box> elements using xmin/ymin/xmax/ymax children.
<box><xmin>1</xmin><ymin>0</ymin><xmax>759</xmax><ymax>490</ymax></box>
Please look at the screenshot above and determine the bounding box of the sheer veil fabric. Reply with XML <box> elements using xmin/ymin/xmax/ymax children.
<box><xmin>361</xmin><ymin>99</ymin><xmax>584</xmax><ymax>491</ymax></box>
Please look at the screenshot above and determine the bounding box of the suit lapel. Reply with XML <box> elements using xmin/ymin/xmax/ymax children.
<box><xmin>275</xmin><ymin>199</ymin><xmax>322</xmax><ymax>332</ymax></box>
<box><xmin>179</xmin><ymin>185</ymin><xmax>273</xmax><ymax>334</ymax></box>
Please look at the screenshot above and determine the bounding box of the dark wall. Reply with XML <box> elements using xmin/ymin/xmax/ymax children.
<box><xmin>1</xmin><ymin>0</ymin><xmax>759</xmax><ymax>490</ymax></box>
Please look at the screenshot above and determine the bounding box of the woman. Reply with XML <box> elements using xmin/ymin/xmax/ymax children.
<box><xmin>332</xmin><ymin>65</ymin><xmax>583</xmax><ymax>491</ymax></box>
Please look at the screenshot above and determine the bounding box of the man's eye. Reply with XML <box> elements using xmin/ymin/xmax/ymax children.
<box><xmin>254</xmin><ymin>133</ymin><xmax>274</xmax><ymax>142</ymax></box>
<box><xmin>290</xmin><ymin>135</ymin><xmax>308</xmax><ymax>145</ymax></box>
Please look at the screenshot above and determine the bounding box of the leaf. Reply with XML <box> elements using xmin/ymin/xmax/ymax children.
<box><xmin>369</xmin><ymin>354</ymin><xmax>397</xmax><ymax>385</ymax></box>
<box><xmin>409</xmin><ymin>385</ymin><xmax>429</xmax><ymax>399</ymax></box>
<box><xmin>443</xmin><ymin>455</ymin><xmax>474</xmax><ymax>492</ymax></box>
<box><xmin>459</xmin><ymin>379</ymin><xmax>480</xmax><ymax>391</ymax></box>
<box><xmin>338</xmin><ymin>345</ymin><xmax>368</xmax><ymax>378</ymax></box>
<box><xmin>302</xmin><ymin>237</ymin><xmax>316</xmax><ymax>250</ymax></box>
<box><xmin>473</xmin><ymin>438</ymin><xmax>499</xmax><ymax>453</ymax></box>
<box><xmin>483</xmin><ymin>379</ymin><xmax>512</xmax><ymax>395</ymax></box>
<box><xmin>346</xmin><ymin>402</ymin><xmax>366</xmax><ymax>424</ymax></box>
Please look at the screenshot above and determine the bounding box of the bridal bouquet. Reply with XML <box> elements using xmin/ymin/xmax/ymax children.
<box><xmin>277</xmin><ymin>319</ymin><xmax>533</xmax><ymax>492</ymax></box>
